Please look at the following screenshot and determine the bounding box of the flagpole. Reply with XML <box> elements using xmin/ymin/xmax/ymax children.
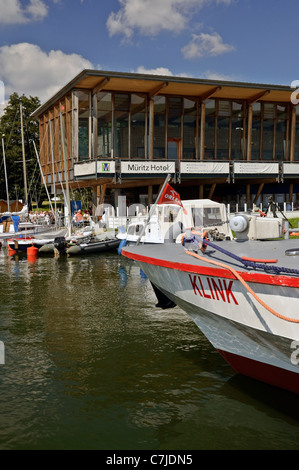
<box><xmin>136</xmin><ymin>173</ymin><xmax>172</xmax><ymax>246</ymax></box>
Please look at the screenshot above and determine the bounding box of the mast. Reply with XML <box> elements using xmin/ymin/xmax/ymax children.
<box><xmin>20</xmin><ymin>103</ymin><xmax>28</xmax><ymax>206</ymax></box>
<box><xmin>60</xmin><ymin>112</ymin><xmax>72</xmax><ymax>235</ymax></box>
<box><xmin>2</xmin><ymin>135</ymin><xmax>10</xmax><ymax>212</ymax></box>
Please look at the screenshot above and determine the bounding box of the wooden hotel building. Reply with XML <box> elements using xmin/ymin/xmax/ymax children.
<box><xmin>32</xmin><ymin>69</ymin><xmax>299</xmax><ymax>212</ymax></box>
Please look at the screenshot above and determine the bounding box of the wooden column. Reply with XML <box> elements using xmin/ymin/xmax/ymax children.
<box><xmin>149</xmin><ymin>99</ymin><xmax>154</xmax><ymax>160</ymax></box>
<box><xmin>148</xmin><ymin>185</ymin><xmax>153</xmax><ymax>205</ymax></box>
<box><xmin>253</xmin><ymin>183</ymin><xmax>264</xmax><ymax>204</ymax></box>
<box><xmin>246</xmin><ymin>183</ymin><xmax>251</xmax><ymax>206</ymax></box>
<box><xmin>208</xmin><ymin>183</ymin><xmax>216</xmax><ymax>200</ymax></box>
<box><xmin>200</xmin><ymin>102</ymin><xmax>205</xmax><ymax>160</ymax></box>
<box><xmin>289</xmin><ymin>183</ymin><xmax>294</xmax><ymax>204</ymax></box>
<box><xmin>290</xmin><ymin>106</ymin><xmax>296</xmax><ymax>162</ymax></box>
<box><xmin>247</xmin><ymin>105</ymin><xmax>252</xmax><ymax>160</ymax></box>
<box><xmin>199</xmin><ymin>184</ymin><xmax>204</xmax><ymax>199</ymax></box>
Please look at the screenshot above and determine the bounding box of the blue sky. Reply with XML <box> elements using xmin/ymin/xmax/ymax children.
<box><xmin>0</xmin><ymin>0</ymin><xmax>298</xmax><ymax>106</ymax></box>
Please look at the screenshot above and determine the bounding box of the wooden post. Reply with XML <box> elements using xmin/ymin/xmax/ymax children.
<box><xmin>290</xmin><ymin>106</ymin><xmax>296</xmax><ymax>162</ymax></box>
<box><xmin>247</xmin><ymin>105</ymin><xmax>252</xmax><ymax>161</ymax></box>
<box><xmin>253</xmin><ymin>183</ymin><xmax>264</xmax><ymax>204</ymax></box>
<box><xmin>246</xmin><ymin>183</ymin><xmax>251</xmax><ymax>206</ymax></box>
<box><xmin>208</xmin><ymin>183</ymin><xmax>216</xmax><ymax>200</ymax></box>
<box><xmin>148</xmin><ymin>185</ymin><xmax>153</xmax><ymax>205</ymax></box>
<box><xmin>200</xmin><ymin>102</ymin><xmax>205</xmax><ymax>160</ymax></box>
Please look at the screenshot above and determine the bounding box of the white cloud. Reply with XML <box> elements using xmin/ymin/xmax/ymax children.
<box><xmin>133</xmin><ymin>65</ymin><xmax>192</xmax><ymax>78</ymax></box>
<box><xmin>133</xmin><ymin>66</ymin><xmax>174</xmax><ymax>76</ymax></box>
<box><xmin>107</xmin><ymin>0</ymin><xmax>233</xmax><ymax>39</ymax></box>
<box><xmin>0</xmin><ymin>0</ymin><xmax>49</xmax><ymax>24</ymax></box>
<box><xmin>0</xmin><ymin>43</ymin><xmax>94</xmax><ymax>102</ymax></box>
<box><xmin>182</xmin><ymin>32</ymin><xmax>235</xmax><ymax>59</ymax></box>
<box><xmin>201</xmin><ymin>70</ymin><xmax>238</xmax><ymax>81</ymax></box>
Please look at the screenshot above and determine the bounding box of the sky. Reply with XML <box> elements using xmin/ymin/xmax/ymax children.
<box><xmin>0</xmin><ymin>0</ymin><xmax>298</xmax><ymax>108</ymax></box>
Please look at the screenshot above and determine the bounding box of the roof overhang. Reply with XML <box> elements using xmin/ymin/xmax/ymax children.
<box><xmin>32</xmin><ymin>69</ymin><xmax>296</xmax><ymax>118</ymax></box>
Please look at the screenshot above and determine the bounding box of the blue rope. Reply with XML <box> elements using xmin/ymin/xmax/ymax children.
<box><xmin>182</xmin><ymin>234</ymin><xmax>299</xmax><ymax>276</ymax></box>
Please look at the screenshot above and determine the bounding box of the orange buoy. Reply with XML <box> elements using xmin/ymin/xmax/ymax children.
<box><xmin>27</xmin><ymin>246</ymin><xmax>39</xmax><ymax>256</ymax></box>
<box><xmin>8</xmin><ymin>246</ymin><xmax>17</xmax><ymax>256</ymax></box>
<box><xmin>27</xmin><ymin>246</ymin><xmax>39</xmax><ymax>262</ymax></box>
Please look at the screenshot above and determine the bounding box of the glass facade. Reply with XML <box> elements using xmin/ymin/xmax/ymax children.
<box><xmin>39</xmin><ymin>88</ymin><xmax>299</xmax><ymax>173</ymax></box>
<box><xmin>78</xmin><ymin>90</ymin><xmax>90</xmax><ymax>161</ymax></box>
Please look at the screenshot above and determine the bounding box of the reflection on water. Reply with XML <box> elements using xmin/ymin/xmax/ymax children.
<box><xmin>0</xmin><ymin>248</ymin><xmax>298</xmax><ymax>450</ymax></box>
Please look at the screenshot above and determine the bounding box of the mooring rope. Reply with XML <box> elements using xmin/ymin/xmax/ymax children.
<box><xmin>182</xmin><ymin>232</ymin><xmax>299</xmax><ymax>276</ymax></box>
<box><xmin>185</xmin><ymin>249</ymin><xmax>299</xmax><ymax>324</ymax></box>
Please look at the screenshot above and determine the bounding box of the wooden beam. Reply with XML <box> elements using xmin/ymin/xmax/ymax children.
<box><xmin>247</xmin><ymin>90</ymin><xmax>270</xmax><ymax>104</ymax></box>
<box><xmin>92</xmin><ymin>77</ymin><xmax>110</xmax><ymax>94</ymax></box>
<box><xmin>149</xmin><ymin>82</ymin><xmax>168</xmax><ymax>98</ymax></box>
<box><xmin>208</xmin><ymin>183</ymin><xmax>216</xmax><ymax>199</ymax></box>
<box><xmin>253</xmin><ymin>183</ymin><xmax>264</xmax><ymax>204</ymax></box>
<box><xmin>199</xmin><ymin>86</ymin><xmax>221</xmax><ymax>103</ymax></box>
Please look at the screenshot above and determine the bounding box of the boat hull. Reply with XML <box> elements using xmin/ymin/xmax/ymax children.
<box><xmin>66</xmin><ymin>238</ymin><xmax>120</xmax><ymax>255</ymax></box>
<box><xmin>122</xmin><ymin>244</ymin><xmax>299</xmax><ymax>394</ymax></box>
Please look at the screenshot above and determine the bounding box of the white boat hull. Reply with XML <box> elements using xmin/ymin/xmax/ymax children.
<box><xmin>123</xmin><ymin>243</ymin><xmax>299</xmax><ymax>394</ymax></box>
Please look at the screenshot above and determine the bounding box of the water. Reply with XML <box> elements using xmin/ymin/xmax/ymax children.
<box><xmin>0</xmin><ymin>247</ymin><xmax>298</xmax><ymax>451</ymax></box>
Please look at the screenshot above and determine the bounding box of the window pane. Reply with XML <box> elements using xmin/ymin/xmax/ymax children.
<box><xmin>114</xmin><ymin>94</ymin><xmax>129</xmax><ymax>159</ymax></box>
<box><xmin>131</xmin><ymin>94</ymin><xmax>146</xmax><ymax>159</ymax></box>
<box><xmin>78</xmin><ymin>91</ymin><xmax>90</xmax><ymax>160</ymax></box>
<box><xmin>251</xmin><ymin>103</ymin><xmax>261</xmax><ymax>160</ymax></box>
<box><xmin>183</xmin><ymin>98</ymin><xmax>197</xmax><ymax>159</ymax></box>
<box><xmin>153</xmin><ymin>96</ymin><xmax>166</xmax><ymax>158</ymax></box>
<box><xmin>97</xmin><ymin>92</ymin><xmax>112</xmax><ymax>158</ymax></box>
<box><xmin>168</xmin><ymin>97</ymin><xmax>182</xmax><ymax>140</ymax></box>
<box><xmin>205</xmin><ymin>100</ymin><xmax>215</xmax><ymax>159</ymax></box>
<box><xmin>217</xmin><ymin>116</ymin><xmax>229</xmax><ymax>159</ymax></box>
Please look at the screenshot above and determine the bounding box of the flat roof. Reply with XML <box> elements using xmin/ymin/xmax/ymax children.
<box><xmin>32</xmin><ymin>69</ymin><xmax>295</xmax><ymax>117</ymax></box>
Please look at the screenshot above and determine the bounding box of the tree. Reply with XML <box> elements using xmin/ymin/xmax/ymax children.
<box><xmin>0</xmin><ymin>92</ymin><xmax>46</xmax><ymax>208</ymax></box>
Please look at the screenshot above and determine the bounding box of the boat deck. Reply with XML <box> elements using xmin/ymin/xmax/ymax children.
<box><xmin>122</xmin><ymin>238</ymin><xmax>299</xmax><ymax>277</ymax></box>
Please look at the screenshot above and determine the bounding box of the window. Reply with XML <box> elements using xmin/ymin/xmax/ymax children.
<box><xmin>183</xmin><ymin>98</ymin><xmax>197</xmax><ymax>159</ymax></box>
<box><xmin>205</xmin><ymin>100</ymin><xmax>216</xmax><ymax>159</ymax></box>
<box><xmin>97</xmin><ymin>92</ymin><xmax>112</xmax><ymax>158</ymax></box>
<box><xmin>131</xmin><ymin>94</ymin><xmax>146</xmax><ymax>159</ymax></box>
<box><xmin>114</xmin><ymin>94</ymin><xmax>129</xmax><ymax>159</ymax></box>
<box><xmin>153</xmin><ymin>96</ymin><xmax>166</xmax><ymax>158</ymax></box>
<box><xmin>78</xmin><ymin>91</ymin><xmax>90</xmax><ymax>160</ymax></box>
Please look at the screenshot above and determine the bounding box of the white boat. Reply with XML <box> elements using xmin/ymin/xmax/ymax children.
<box><xmin>121</xmin><ymin>211</ymin><xmax>299</xmax><ymax>394</ymax></box>
<box><xmin>5</xmin><ymin>227</ymin><xmax>68</xmax><ymax>253</ymax></box>
<box><xmin>117</xmin><ymin>199</ymin><xmax>233</xmax><ymax>249</ymax></box>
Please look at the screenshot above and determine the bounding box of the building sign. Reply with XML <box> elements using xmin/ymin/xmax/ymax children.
<box><xmin>97</xmin><ymin>161</ymin><xmax>116</xmax><ymax>174</ymax></box>
<box><xmin>120</xmin><ymin>161</ymin><xmax>176</xmax><ymax>175</ymax></box>
<box><xmin>233</xmin><ymin>162</ymin><xmax>279</xmax><ymax>175</ymax></box>
<box><xmin>282</xmin><ymin>163</ymin><xmax>299</xmax><ymax>176</ymax></box>
<box><xmin>74</xmin><ymin>162</ymin><xmax>96</xmax><ymax>178</ymax></box>
<box><xmin>180</xmin><ymin>161</ymin><xmax>230</xmax><ymax>175</ymax></box>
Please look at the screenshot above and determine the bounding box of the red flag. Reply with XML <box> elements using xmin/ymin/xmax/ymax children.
<box><xmin>157</xmin><ymin>183</ymin><xmax>186</xmax><ymax>213</ymax></box>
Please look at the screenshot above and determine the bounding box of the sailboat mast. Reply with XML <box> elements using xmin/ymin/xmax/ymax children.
<box><xmin>20</xmin><ymin>103</ymin><xmax>28</xmax><ymax>206</ymax></box>
<box><xmin>2</xmin><ymin>135</ymin><xmax>10</xmax><ymax>212</ymax></box>
<box><xmin>59</xmin><ymin>112</ymin><xmax>72</xmax><ymax>235</ymax></box>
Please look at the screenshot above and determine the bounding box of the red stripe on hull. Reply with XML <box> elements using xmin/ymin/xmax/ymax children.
<box><xmin>122</xmin><ymin>249</ymin><xmax>299</xmax><ymax>288</ymax></box>
<box><xmin>218</xmin><ymin>350</ymin><xmax>299</xmax><ymax>395</ymax></box>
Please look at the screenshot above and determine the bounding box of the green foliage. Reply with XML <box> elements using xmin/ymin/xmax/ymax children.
<box><xmin>0</xmin><ymin>92</ymin><xmax>46</xmax><ymax>207</ymax></box>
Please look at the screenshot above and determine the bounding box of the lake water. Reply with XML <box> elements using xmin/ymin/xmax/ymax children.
<box><xmin>0</xmin><ymin>247</ymin><xmax>298</xmax><ymax>451</ymax></box>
